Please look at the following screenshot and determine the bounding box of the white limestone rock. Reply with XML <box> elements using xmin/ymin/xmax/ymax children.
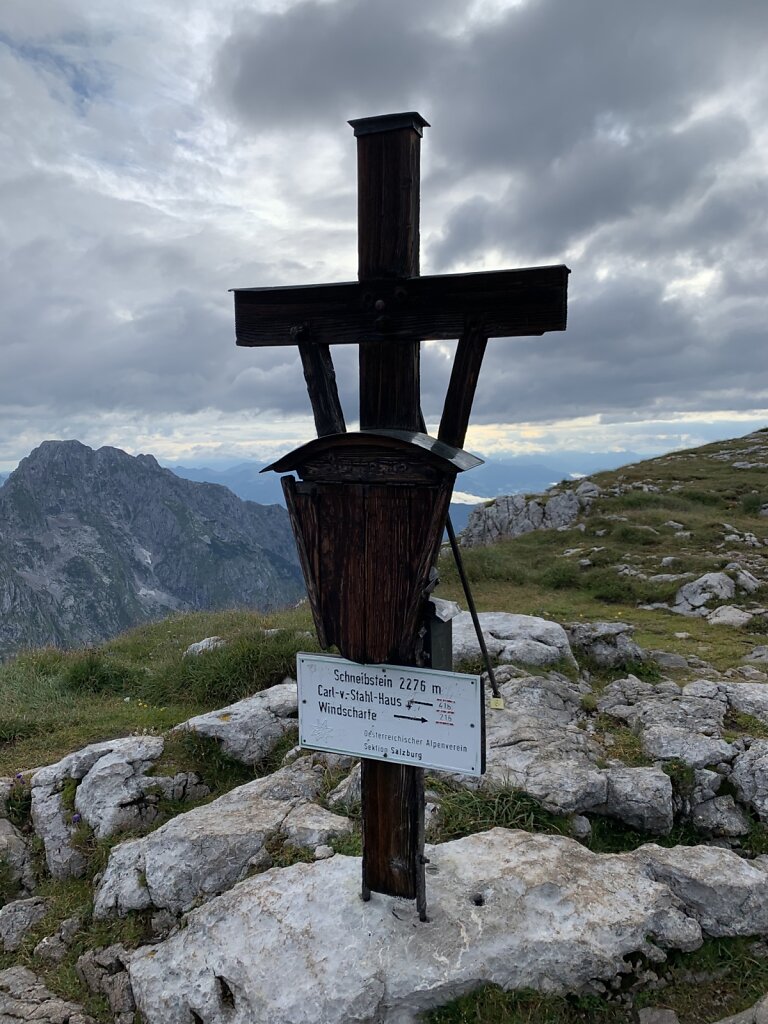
<box><xmin>707</xmin><ymin>606</ymin><xmax>754</xmax><ymax>628</ymax></box>
<box><xmin>326</xmin><ymin>763</ymin><xmax>361</xmax><ymax>809</ymax></box>
<box><xmin>641</xmin><ymin>727</ymin><xmax>737</xmax><ymax>768</ymax></box>
<box><xmin>567</xmin><ymin>621</ymin><xmax>647</xmax><ymax>668</ymax></box>
<box><xmin>599</xmin><ymin>767</ymin><xmax>674</xmax><ymax>834</ymax></box>
<box><xmin>447</xmin><ymin>675</ymin><xmax>673</xmax><ymax>831</ymax></box>
<box><xmin>281</xmin><ymin>803</ymin><xmax>352</xmax><ymax>849</ymax></box>
<box><xmin>0</xmin><ymin>818</ymin><xmax>35</xmax><ymax>893</ymax></box>
<box><xmin>545</xmin><ymin>489</ymin><xmax>583</xmax><ymax>527</ymax></box>
<box><xmin>129</xmin><ymin>829</ymin><xmax>768</xmax><ymax>1024</ymax></box>
<box><xmin>627</xmin><ymin>843</ymin><xmax>768</xmax><ymax>935</ymax></box>
<box><xmin>76</xmin><ymin>944</ymin><xmax>135</xmax><ymax>1016</ymax></box>
<box><xmin>0</xmin><ymin>896</ymin><xmax>47</xmax><ymax>952</ymax></box>
<box><xmin>0</xmin><ymin>966</ymin><xmax>96</xmax><ymax>1023</ymax></box>
<box><xmin>452</xmin><ymin>612</ymin><xmax>576</xmax><ymax>669</ymax></box>
<box><xmin>29</xmin><ymin>735</ymin><xmax>206</xmax><ymax>877</ymax></box>
<box><xmin>74</xmin><ymin>745</ymin><xmax>207</xmax><ymax>840</ymax></box>
<box><xmin>575</xmin><ymin>480</ymin><xmax>602</xmax><ymax>499</ymax></box>
<box><xmin>183</xmin><ymin>636</ymin><xmax>225</xmax><ymax>656</ymax></box>
<box><xmin>690</xmin><ymin>796</ymin><xmax>750</xmax><ymax>837</ymax></box>
<box><xmin>637</xmin><ymin>1010</ymin><xmax>679</xmax><ymax>1024</ymax></box>
<box><xmin>467</xmin><ymin>674</ymin><xmax>600</xmax><ymax>807</ymax></box>
<box><xmin>723</xmin><ymin>682</ymin><xmax>768</xmax><ymax>723</ymax></box>
<box><xmin>31</xmin><ymin>736</ymin><xmax>164</xmax><ymax>877</ymax></box>
<box><xmin>673</xmin><ymin>572</ymin><xmax>735</xmax><ymax>616</ymax></box>
<box><xmin>459</xmin><ymin>486</ymin><xmax>593</xmax><ymax>549</ymax></box>
<box><xmin>730</xmin><ymin>567</ymin><xmax>763</xmax><ymax>594</ymax></box>
<box><xmin>598</xmin><ymin>676</ymin><xmax>739</xmax><ymax>769</ymax></box>
<box><xmin>33</xmin><ymin>916</ymin><xmax>82</xmax><ymax>965</ymax></box>
<box><xmin>712</xmin><ymin>993</ymin><xmax>768</xmax><ymax>1023</ymax></box>
<box><xmin>650</xmin><ymin>650</ymin><xmax>689</xmax><ymax>670</ymax></box>
<box><xmin>174</xmin><ymin>680</ymin><xmax>298</xmax><ymax>765</ymax></box>
<box><xmin>0</xmin><ymin>777</ymin><xmax>13</xmax><ymax>817</ymax></box>
<box><xmin>459</xmin><ymin>494</ymin><xmax>544</xmax><ymax>547</ymax></box>
<box><xmin>93</xmin><ymin>759</ymin><xmax>337</xmax><ymax>917</ymax></box>
<box><xmin>731</xmin><ymin>741</ymin><xmax>768</xmax><ymax>821</ymax></box>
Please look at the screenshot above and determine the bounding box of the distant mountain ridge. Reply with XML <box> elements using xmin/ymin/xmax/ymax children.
<box><xmin>170</xmin><ymin>450</ymin><xmax>645</xmax><ymax>507</ymax></box>
<box><xmin>0</xmin><ymin>441</ymin><xmax>304</xmax><ymax>659</ymax></box>
<box><xmin>169</xmin><ymin>449</ymin><xmax>645</xmax><ymax>537</ymax></box>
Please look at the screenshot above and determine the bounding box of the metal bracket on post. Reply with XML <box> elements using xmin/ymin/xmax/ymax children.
<box><xmin>415</xmin><ymin>598</ymin><xmax>456</xmax><ymax>923</ymax></box>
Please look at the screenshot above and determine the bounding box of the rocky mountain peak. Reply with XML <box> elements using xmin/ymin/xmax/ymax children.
<box><xmin>0</xmin><ymin>440</ymin><xmax>303</xmax><ymax>659</ymax></box>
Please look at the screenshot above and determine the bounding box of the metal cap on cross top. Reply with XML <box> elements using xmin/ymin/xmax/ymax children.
<box><xmin>348</xmin><ymin>112</ymin><xmax>431</xmax><ymax>136</ymax></box>
<box><xmin>231</xmin><ymin>112</ymin><xmax>569</xmax><ymax>920</ymax></box>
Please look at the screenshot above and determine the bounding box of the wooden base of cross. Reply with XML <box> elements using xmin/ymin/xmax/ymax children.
<box><xmin>233</xmin><ymin>111</ymin><xmax>568</xmax><ymax>918</ymax></box>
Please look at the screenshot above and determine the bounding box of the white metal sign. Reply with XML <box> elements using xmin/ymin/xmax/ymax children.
<box><xmin>297</xmin><ymin>653</ymin><xmax>485</xmax><ymax>775</ymax></box>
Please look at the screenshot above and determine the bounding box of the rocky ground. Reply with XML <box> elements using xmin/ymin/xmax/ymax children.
<box><xmin>2</xmin><ymin>606</ymin><xmax>768</xmax><ymax>1023</ymax></box>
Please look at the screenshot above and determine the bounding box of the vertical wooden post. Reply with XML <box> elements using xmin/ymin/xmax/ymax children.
<box><xmin>351</xmin><ymin>112</ymin><xmax>428</xmax><ymax>431</ymax></box>
<box><xmin>348</xmin><ymin>112</ymin><xmax>430</xmax><ymax>909</ymax></box>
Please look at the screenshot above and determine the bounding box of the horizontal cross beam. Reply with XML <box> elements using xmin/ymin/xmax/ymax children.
<box><xmin>233</xmin><ymin>265</ymin><xmax>569</xmax><ymax>347</ymax></box>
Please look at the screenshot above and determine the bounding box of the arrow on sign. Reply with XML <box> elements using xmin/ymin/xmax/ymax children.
<box><xmin>394</xmin><ymin>714</ymin><xmax>428</xmax><ymax>724</ymax></box>
<box><xmin>406</xmin><ymin>699</ymin><xmax>433</xmax><ymax>710</ymax></box>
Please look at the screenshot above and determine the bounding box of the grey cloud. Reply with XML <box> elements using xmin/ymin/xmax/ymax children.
<box><xmin>428</xmin><ymin>0</ymin><xmax>767</xmax><ymax>175</ymax></box>
<box><xmin>418</xmin><ymin>277</ymin><xmax>768</xmax><ymax>427</ymax></box>
<box><xmin>213</xmin><ymin>0</ymin><xmax>452</xmax><ymax>131</ymax></box>
<box><xmin>3</xmin><ymin>0</ymin><xmax>768</xmax><ymax>463</ymax></box>
<box><xmin>432</xmin><ymin>112</ymin><xmax>753</xmax><ymax>268</ymax></box>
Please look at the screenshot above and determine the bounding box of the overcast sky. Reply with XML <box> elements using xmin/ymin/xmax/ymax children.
<box><xmin>1</xmin><ymin>0</ymin><xmax>767</xmax><ymax>471</ymax></box>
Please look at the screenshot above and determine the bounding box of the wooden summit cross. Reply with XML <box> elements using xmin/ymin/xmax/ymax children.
<box><xmin>232</xmin><ymin>112</ymin><xmax>568</xmax><ymax>917</ymax></box>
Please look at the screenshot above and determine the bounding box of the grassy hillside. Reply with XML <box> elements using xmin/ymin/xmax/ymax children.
<box><xmin>441</xmin><ymin>429</ymin><xmax>767</xmax><ymax>669</ymax></box>
<box><xmin>0</xmin><ymin>607</ymin><xmax>319</xmax><ymax>777</ymax></box>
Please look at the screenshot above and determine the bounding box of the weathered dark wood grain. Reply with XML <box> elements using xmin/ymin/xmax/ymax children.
<box><xmin>285</xmin><ymin>476</ymin><xmax>452</xmax><ymax>665</ymax></box>
<box><xmin>234</xmin><ymin>266</ymin><xmax>569</xmax><ymax>348</ymax></box>
<box><xmin>438</xmin><ymin>323</ymin><xmax>488</xmax><ymax>450</ymax></box>
<box><xmin>352</xmin><ymin>116</ymin><xmax>425</xmax><ymax>898</ymax></box>
<box><xmin>281</xmin><ymin>476</ymin><xmax>327</xmax><ymax>648</ymax></box>
<box><xmin>297</xmin><ymin>336</ymin><xmax>346</xmax><ymax>437</ymax></box>
<box><xmin>356</xmin><ymin>120</ymin><xmax>422</xmax><ymax>432</ymax></box>
<box><xmin>361</xmin><ymin>759</ymin><xmax>424</xmax><ymax>901</ymax></box>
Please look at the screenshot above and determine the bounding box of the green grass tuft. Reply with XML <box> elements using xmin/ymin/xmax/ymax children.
<box><xmin>6</xmin><ymin>777</ymin><xmax>33</xmax><ymax>831</ymax></box>
<box><xmin>722</xmin><ymin>709</ymin><xmax>768</xmax><ymax>741</ymax></box>
<box><xmin>661</xmin><ymin>758</ymin><xmax>696</xmax><ymax>798</ymax></box>
<box><xmin>426</xmin><ymin>781</ymin><xmax>569</xmax><ymax>844</ymax></box>
<box><xmin>424</xmin><ymin>986</ymin><xmax>631</xmax><ymax>1023</ymax></box>
<box><xmin>330</xmin><ymin>831</ymin><xmax>362</xmax><ymax>857</ymax></box>
<box><xmin>61</xmin><ymin>650</ymin><xmax>140</xmax><ymax>695</ymax></box>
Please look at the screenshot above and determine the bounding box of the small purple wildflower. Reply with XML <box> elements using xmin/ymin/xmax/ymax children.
<box><xmin>72</xmin><ymin>813</ymin><xmax>82</xmax><ymax>825</ymax></box>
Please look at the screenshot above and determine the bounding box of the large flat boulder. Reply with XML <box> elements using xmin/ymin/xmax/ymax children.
<box><xmin>93</xmin><ymin>758</ymin><xmax>350</xmax><ymax>917</ymax></box>
<box><xmin>129</xmin><ymin>829</ymin><xmax>768</xmax><ymax>1024</ymax></box>
<box><xmin>173</xmin><ymin>680</ymin><xmax>298</xmax><ymax>764</ymax></box>
<box><xmin>452</xmin><ymin>612</ymin><xmax>576</xmax><ymax>668</ymax></box>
